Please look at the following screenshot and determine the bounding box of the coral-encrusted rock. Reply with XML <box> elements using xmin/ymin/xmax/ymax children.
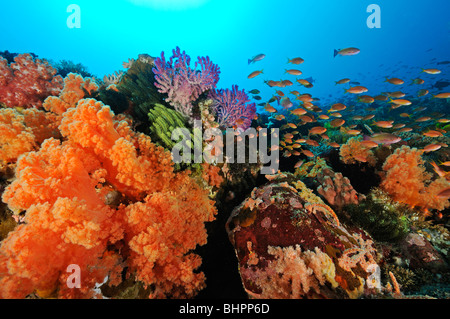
<box><xmin>399</xmin><ymin>233</ymin><xmax>449</xmax><ymax>273</ymax></box>
<box><xmin>226</xmin><ymin>180</ymin><xmax>380</xmax><ymax>299</ymax></box>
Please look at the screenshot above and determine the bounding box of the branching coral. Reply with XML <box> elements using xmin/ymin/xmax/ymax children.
<box><xmin>153</xmin><ymin>47</ymin><xmax>220</xmax><ymax>119</ymax></box>
<box><xmin>209</xmin><ymin>85</ymin><xmax>256</xmax><ymax>130</ymax></box>
<box><xmin>380</xmin><ymin>145</ymin><xmax>450</xmax><ymax>211</ymax></box>
<box><xmin>0</xmin><ymin>54</ymin><xmax>63</xmax><ymax>108</ymax></box>
<box><xmin>339</xmin><ymin>136</ymin><xmax>377</xmax><ymax>166</ymax></box>
<box><xmin>0</xmin><ymin>98</ymin><xmax>217</xmax><ymax>298</ymax></box>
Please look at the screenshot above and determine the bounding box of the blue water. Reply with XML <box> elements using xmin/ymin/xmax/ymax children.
<box><xmin>1</xmin><ymin>0</ymin><xmax>449</xmax><ymax>111</ymax></box>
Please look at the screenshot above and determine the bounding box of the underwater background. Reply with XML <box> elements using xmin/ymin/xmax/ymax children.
<box><xmin>0</xmin><ymin>0</ymin><xmax>450</xmax><ymax>300</ymax></box>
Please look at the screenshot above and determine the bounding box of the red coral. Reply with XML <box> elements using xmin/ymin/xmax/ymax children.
<box><xmin>0</xmin><ymin>54</ymin><xmax>63</xmax><ymax>108</ymax></box>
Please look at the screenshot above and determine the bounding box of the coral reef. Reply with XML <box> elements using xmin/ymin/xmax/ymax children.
<box><xmin>209</xmin><ymin>85</ymin><xmax>256</xmax><ymax>130</ymax></box>
<box><xmin>0</xmin><ymin>54</ymin><xmax>63</xmax><ymax>108</ymax></box>
<box><xmin>153</xmin><ymin>47</ymin><xmax>220</xmax><ymax>119</ymax></box>
<box><xmin>0</xmin><ymin>98</ymin><xmax>217</xmax><ymax>298</ymax></box>
<box><xmin>380</xmin><ymin>145</ymin><xmax>450</xmax><ymax>212</ymax></box>
<box><xmin>226</xmin><ymin>180</ymin><xmax>381</xmax><ymax>299</ymax></box>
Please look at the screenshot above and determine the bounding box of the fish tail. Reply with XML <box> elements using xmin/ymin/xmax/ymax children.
<box><xmin>287</xmin><ymin>58</ymin><xmax>291</xmax><ymax>64</ymax></box>
<box><xmin>333</xmin><ymin>49</ymin><xmax>339</xmax><ymax>58</ymax></box>
<box><xmin>343</xmin><ymin>88</ymin><xmax>348</xmax><ymax>94</ymax></box>
<box><xmin>248</xmin><ymin>59</ymin><xmax>252</xmax><ymax>65</ymax></box>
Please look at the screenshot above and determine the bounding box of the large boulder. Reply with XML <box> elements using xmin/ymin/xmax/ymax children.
<box><xmin>226</xmin><ymin>179</ymin><xmax>381</xmax><ymax>299</ymax></box>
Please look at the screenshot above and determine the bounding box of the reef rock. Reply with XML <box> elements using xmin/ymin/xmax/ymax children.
<box><xmin>399</xmin><ymin>233</ymin><xmax>449</xmax><ymax>273</ymax></box>
<box><xmin>226</xmin><ymin>179</ymin><xmax>381</xmax><ymax>299</ymax></box>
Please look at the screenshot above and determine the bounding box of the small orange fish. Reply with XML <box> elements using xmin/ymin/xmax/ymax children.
<box><xmin>373</xmin><ymin>120</ymin><xmax>394</xmax><ymax>128</ymax></box>
<box><xmin>389</xmin><ymin>98</ymin><xmax>411</xmax><ymax>106</ymax></box>
<box><xmin>415</xmin><ymin>116</ymin><xmax>432</xmax><ymax>122</ymax></box>
<box><xmin>430</xmin><ymin>161</ymin><xmax>447</xmax><ymax>177</ymax></box>
<box><xmin>302</xmin><ymin>150</ymin><xmax>315</xmax><ymax>157</ymax></box>
<box><xmin>294</xmin><ymin>160</ymin><xmax>304</xmax><ymax>168</ymax></box>
<box><xmin>288</xmin><ymin>57</ymin><xmax>304</xmax><ymax>65</ymax></box>
<box><xmin>423</xmin><ymin>144</ymin><xmax>442</xmax><ymax>153</ymax></box>
<box><xmin>392</xmin><ymin>123</ymin><xmax>405</xmax><ymax>129</ymax></box>
<box><xmin>352</xmin><ymin>116</ymin><xmax>363</xmax><ymax>120</ymax></box>
<box><xmin>284</xmin><ymin>133</ymin><xmax>294</xmax><ymax>139</ymax></box>
<box><xmin>437</xmin><ymin>118</ymin><xmax>450</xmax><ymax>123</ymax></box>
<box><xmin>330</xmin><ymin>119</ymin><xmax>345</xmax><ymax>127</ymax></box>
<box><xmin>433</xmin><ymin>92</ymin><xmax>450</xmax><ymax>99</ymax></box>
<box><xmin>265</xmin><ymin>103</ymin><xmax>277</xmax><ymax>113</ymax></box>
<box><xmin>300</xmin><ymin>115</ymin><xmax>314</xmax><ymax>123</ymax></box>
<box><xmin>363</xmin><ymin>114</ymin><xmax>375</xmax><ymax>121</ymax></box>
<box><xmin>423</xmin><ymin>130</ymin><xmax>443</xmax><ymax>137</ymax></box>
<box><xmin>285</xmin><ymin>69</ymin><xmax>303</xmax><ymax>76</ymax></box>
<box><xmin>275</xmin><ymin>114</ymin><xmax>285</xmax><ymax>121</ymax></box>
<box><xmin>360</xmin><ymin>140</ymin><xmax>379</xmax><ymax>149</ymax></box>
<box><xmin>287</xmin><ymin>123</ymin><xmax>297</xmax><ymax>129</ymax></box>
<box><xmin>329</xmin><ymin>142</ymin><xmax>340</xmax><ymax>148</ymax></box>
<box><xmin>399</xmin><ymin>113</ymin><xmax>410</xmax><ymax>118</ymax></box>
<box><xmin>358</xmin><ymin>95</ymin><xmax>374</xmax><ymax>104</ymax></box>
<box><xmin>345</xmin><ymin>86</ymin><xmax>368</xmax><ymax>94</ymax></box>
<box><xmin>385</xmin><ymin>77</ymin><xmax>404</xmax><ymax>85</ymax></box>
<box><xmin>335</xmin><ymin>78</ymin><xmax>350</xmax><ymax>85</ymax></box>
<box><xmin>291</xmin><ymin>108</ymin><xmax>307</xmax><ymax>116</ymax></box>
<box><xmin>306</xmin><ymin>139</ymin><xmax>320</xmax><ymax>147</ymax></box>
<box><xmin>309</xmin><ymin>126</ymin><xmax>327</xmax><ymax>135</ymax></box>
<box><xmin>389</xmin><ymin>91</ymin><xmax>406</xmax><ymax>98</ymax></box>
<box><xmin>247</xmin><ymin>70</ymin><xmax>263</xmax><ymax>79</ymax></box>
<box><xmin>346</xmin><ymin>129</ymin><xmax>361</xmax><ymax>135</ymax></box>
<box><xmin>397</xmin><ymin>127</ymin><xmax>413</xmax><ymax>133</ymax></box>
<box><xmin>329</xmin><ymin>103</ymin><xmax>346</xmax><ymax>112</ymax></box>
<box><xmin>422</xmin><ymin>68</ymin><xmax>441</xmax><ymax>74</ymax></box>
<box><xmin>436</xmin><ymin>187</ymin><xmax>450</xmax><ymax>199</ymax></box>
<box><xmin>330</xmin><ymin>112</ymin><xmax>342</xmax><ymax>118</ymax></box>
<box><xmin>318</xmin><ymin>114</ymin><xmax>330</xmax><ymax>120</ymax></box>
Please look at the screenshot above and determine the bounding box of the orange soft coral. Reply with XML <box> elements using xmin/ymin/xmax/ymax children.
<box><xmin>0</xmin><ymin>98</ymin><xmax>217</xmax><ymax>298</ymax></box>
<box><xmin>0</xmin><ymin>108</ymin><xmax>37</xmax><ymax>164</ymax></box>
<box><xmin>42</xmin><ymin>73</ymin><xmax>98</xmax><ymax>115</ymax></box>
<box><xmin>0</xmin><ymin>107</ymin><xmax>61</xmax><ymax>165</ymax></box>
<box><xmin>380</xmin><ymin>145</ymin><xmax>450</xmax><ymax>211</ymax></box>
<box><xmin>339</xmin><ymin>136</ymin><xmax>376</xmax><ymax>166</ymax></box>
<box><xmin>201</xmin><ymin>162</ymin><xmax>224</xmax><ymax>188</ymax></box>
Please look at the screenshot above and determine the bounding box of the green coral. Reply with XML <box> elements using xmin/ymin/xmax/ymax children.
<box><xmin>344</xmin><ymin>188</ymin><xmax>411</xmax><ymax>242</ymax></box>
<box><xmin>118</xmin><ymin>60</ymin><xmax>168</xmax><ymax>121</ymax></box>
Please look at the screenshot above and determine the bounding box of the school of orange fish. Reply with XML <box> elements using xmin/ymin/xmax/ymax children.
<box><xmin>246</xmin><ymin>50</ymin><xmax>450</xmax><ymax>195</ymax></box>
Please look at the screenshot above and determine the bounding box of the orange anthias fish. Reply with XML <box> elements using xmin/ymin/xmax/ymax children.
<box><xmin>433</xmin><ymin>92</ymin><xmax>450</xmax><ymax>99</ymax></box>
<box><xmin>373</xmin><ymin>120</ymin><xmax>394</xmax><ymax>128</ymax></box>
<box><xmin>423</xmin><ymin>130</ymin><xmax>443</xmax><ymax>137</ymax></box>
<box><xmin>385</xmin><ymin>77</ymin><xmax>404</xmax><ymax>85</ymax></box>
<box><xmin>330</xmin><ymin>119</ymin><xmax>345</xmax><ymax>127</ymax></box>
<box><xmin>291</xmin><ymin>108</ymin><xmax>307</xmax><ymax>116</ymax></box>
<box><xmin>422</xmin><ymin>68</ymin><xmax>441</xmax><ymax>74</ymax></box>
<box><xmin>247</xmin><ymin>70</ymin><xmax>263</xmax><ymax>79</ymax></box>
<box><xmin>422</xmin><ymin>144</ymin><xmax>442</xmax><ymax>153</ymax></box>
<box><xmin>335</xmin><ymin>78</ymin><xmax>351</xmax><ymax>85</ymax></box>
<box><xmin>345</xmin><ymin>86</ymin><xmax>368</xmax><ymax>94</ymax></box>
<box><xmin>334</xmin><ymin>47</ymin><xmax>360</xmax><ymax>57</ymax></box>
<box><xmin>309</xmin><ymin>126</ymin><xmax>327</xmax><ymax>135</ymax></box>
<box><xmin>285</xmin><ymin>69</ymin><xmax>303</xmax><ymax>76</ymax></box>
<box><xmin>288</xmin><ymin>57</ymin><xmax>304</xmax><ymax>65</ymax></box>
<box><xmin>264</xmin><ymin>103</ymin><xmax>277</xmax><ymax>113</ymax></box>
<box><xmin>389</xmin><ymin>98</ymin><xmax>411</xmax><ymax>106</ymax></box>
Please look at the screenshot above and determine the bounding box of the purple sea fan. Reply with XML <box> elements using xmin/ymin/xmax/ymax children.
<box><xmin>209</xmin><ymin>85</ymin><xmax>256</xmax><ymax>130</ymax></box>
<box><xmin>152</xmin><ymin>46</ymin><xmax>220</xmax><ymax>119</ymax></box>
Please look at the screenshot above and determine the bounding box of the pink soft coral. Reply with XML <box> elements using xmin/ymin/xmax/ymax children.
<box><xmin>0</xmin><ymin>54</ymin><xmax>63</xmax><ymax>108</ymax></box>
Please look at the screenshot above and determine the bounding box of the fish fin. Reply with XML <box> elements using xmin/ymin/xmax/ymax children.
<box><xmin>343</xmin><ymin>88</ymin><xmax>348</xmax><ymax>94</ymax></box>
<box><xmin>248</xmin><ymin>59</ymin><xmax>252</xmax><ymax>65</ymax></box>
<box><xmin>287</xmin><ymin>58</ymin><xmax>291</xmax><ymax>64</ymax></box>
<box><xmin>333</xmin><ymin>49</ymin><xmax>339</xmax><ymax>58</ymax></box>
